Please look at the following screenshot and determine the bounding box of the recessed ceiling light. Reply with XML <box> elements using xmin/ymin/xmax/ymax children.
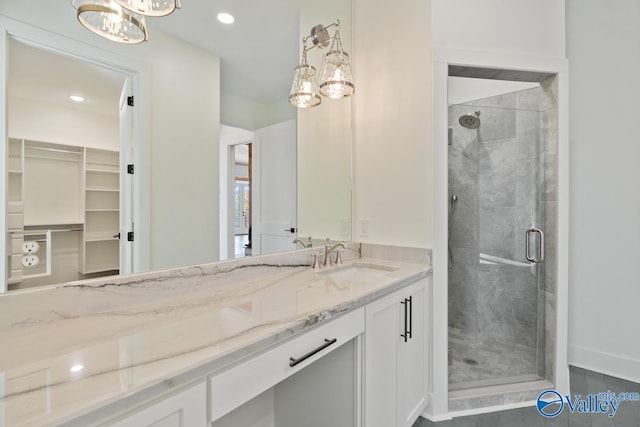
<box><xmin>69</xmin><ymin>95</ymin><xmax>85</xmax><ymax>103</ymax></box>
<box><xmin>217</xmin><ymin>12</ymin><xmax>234</xmax><ymax>24</ymax></box>
<box><xmin>70</xmin><ymin>364</ymin><xmax>84</xmax><ymax>373</ymax></box>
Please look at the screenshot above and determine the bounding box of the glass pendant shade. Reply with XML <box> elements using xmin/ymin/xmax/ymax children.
<box><xmin>113</xmin><ymin>0</ymin><xmax>181</xmax><ymax>17</ymax></box>
<box><xmin>72</xmin><ymin>0</ymin><xmax>148</xmax><ymax>44</ymax></box>
<box><xmin>318</xmin><ymin>51</ymin><xmax>355</xmax><ymax>99</ymax></box>
<box><xmin>289</xmin><ymin>64</ymin><xmax>321</xmax><ymax>108</ymax></box>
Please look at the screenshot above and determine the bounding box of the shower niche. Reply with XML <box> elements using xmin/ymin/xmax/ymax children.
<box><xmin>446</xmin><ymin>69</ymin><xmax>559</xmax><ymax>406</ymax></box>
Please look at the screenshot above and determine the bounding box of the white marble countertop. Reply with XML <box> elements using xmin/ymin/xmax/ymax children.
<box><xmin>0</xmin><ymin>245</ymin><xmax>430</xmax><ymax>426</ymax></box>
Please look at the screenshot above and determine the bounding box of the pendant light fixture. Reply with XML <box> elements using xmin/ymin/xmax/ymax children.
<box><xmin>72</xmin><ymin>0</ymin><xmax>148</xmax><ymax>44</ymax></box>
<box><xmin>289</xmin><ymin>49</ymin><xmax>322</xmax><ymax>108</ymax></box>
<box><xmin>71</xmin><ymin>0</ymin><xmax>181</xmax><ymax>44</ymax></box>
<box><xmin>113</xmin><ymin>0</ymin><xmax>182</xmax><ymax>17</ymax></box>
<box><xmin>289</xmin><ymin>20</ymin><xmax>355</xmax><ymax>109</ymax></box>
<box><xmin>318</xmin><ymin>29</ymin><xmax>354</xmax><ymax>99</ymax></box>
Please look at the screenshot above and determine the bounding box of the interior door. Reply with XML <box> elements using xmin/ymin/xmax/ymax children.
<box><xmin>251</xmin><ymin>119</ymin><xmax>297</xmax><ymax>255</ymax></box>
<box><xmin>119</xmin><ymin>78</ymin><xmax>134</xmax><ymax>274</ymax></box>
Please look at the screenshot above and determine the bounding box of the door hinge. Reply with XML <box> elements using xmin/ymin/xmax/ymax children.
<box><xmin>127</xmin><ymin>164</ymin><xmax>134</xmax><ymax>174</ymax></box>
<box><xmin>127</xmin><ymin>96</ymin><xmax>134</xmax><ymax>107</ymax></box>
<box><xmin>127</xmin><ymin>232</ymin><xmax>134</xmax><ymax>242</ymax></box>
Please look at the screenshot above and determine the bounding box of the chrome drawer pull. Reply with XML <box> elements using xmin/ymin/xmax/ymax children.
<box><xmin>289</xmin><ymin>338</ymin><xmax>338</xmax><ymax>367</ymax></box>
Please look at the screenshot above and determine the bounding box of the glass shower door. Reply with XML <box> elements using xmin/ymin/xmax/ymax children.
<box><xmin>447</xmin><ymin>81</ymin><xmax>557</xmax><ymax>390</ymax></box>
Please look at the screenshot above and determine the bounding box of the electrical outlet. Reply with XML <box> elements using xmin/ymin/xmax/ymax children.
<box><xmin>22</xmin><ymin>254</ymin><xmax>39</xmax><ymax>267</ymax></box>
<box><xmin>22</xmin><ymin>241</ymin><xmax>40</xmax><ymax>254</ymax></box>
<box><xmin>340</xmin><ymin>218</ymin><xmax>351</xmax><ymax>235</ymax></box>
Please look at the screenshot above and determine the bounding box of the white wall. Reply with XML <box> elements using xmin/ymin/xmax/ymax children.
<box><xmin>352</xmin><ymin>0</ymin><xmax>432</xmax><ymax>247</ymax></box>
<box><xmin>221</xmin><ymin>93</ymin><xmax>294</xmax><ymax>131</ymax></box>
<box><xmin>0</xmin><ymin>1</ymin><xmax>221</xmax><ymax>271</ymax></box>
<box><xmin>8</xmin><ymin>96</ymin><xmax>119</xmax><ymax>150</ymax></box>
<box><xmin>147</xmin><ymin>33</ymin><xmax>220</xmax><ymax>269</ymax></box>
<box><xmin>566</xmin><ymin>0</ymin><xmax>640</xmax><ymax>383</ymax></box>
<box><xmin>297</xmin><ymin>0</ymin><xmax>353</xmax><ymax>242</ymax></box>
<box><xmin>432</xmin><ymin>0</ymin><xmax>565</xmax><ymax>58</ymax></box>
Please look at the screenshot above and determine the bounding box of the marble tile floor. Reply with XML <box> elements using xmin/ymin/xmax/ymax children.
<box><xmin>414</xmin><ymin>366</ymin><xmax>640</xmax><ymax>426</ymax></box>
<box><xmin>449</xmin><ymin>327</ymin><xmax>539</xmax><ymax>388</ymax></box>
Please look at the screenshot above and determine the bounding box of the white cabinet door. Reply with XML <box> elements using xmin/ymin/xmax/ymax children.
<box><xmin>364</xmin><ymin>291</ymin><xmax>400</xmax><ymax>427</ymax></box>
<box><xmin>364</xmin><ymin>278</ymin><xmax>429</xmax><ymax>427</ymax></box>
<box><xmin>397</xmin><ymin>279</ymin><xmax>428</xmax><ymax>426</ymax></box>
<box><xmin>109</xmin><ymin>382</ymin><xmax>206</xmax><ymax>427</ymax></box>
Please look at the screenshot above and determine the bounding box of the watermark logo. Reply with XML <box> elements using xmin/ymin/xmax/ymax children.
<box><xmin>537</xmin><ymin>389</ymin><xmax>640</xmax><ymax>419</ymax></box>
<box><xmin>537</xmin><ymin>390</ymin><xmax>564</xmax><ymax>418</ymax></box>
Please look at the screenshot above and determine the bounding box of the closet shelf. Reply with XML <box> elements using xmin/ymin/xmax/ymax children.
<box><xmin>86</xmin><ymin>187</ymin><xmax>119</xmax><ymax>192</ymax></box>
<box><xmin>85</xmin><ymin>232</ymin><xmax>119</xmax><ymax>242</ymax></box>
<box><xmin>86</xmin><ymin>209</ymin><xmax>119</xmax><ymax>212</ymax></box>
<box><xmin>83</xmin><ymin>264</ymin><xmax>119</xmax><ymax>274</ymax></box>
<box><xmin>86</xmin><ymin>169</ymin><xmax>119</xmax><ymax>174</ymax></box>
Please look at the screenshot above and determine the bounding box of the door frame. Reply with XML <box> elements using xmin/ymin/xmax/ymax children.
<box><xmin>429</xmin><ymin>48</ymin><xmax>570</xmax><ymax>420</ymax></box>
<box><xmin>0</xmin><ymin>16</ymin><xmax>151</xmax><ymax>291</ymax></box>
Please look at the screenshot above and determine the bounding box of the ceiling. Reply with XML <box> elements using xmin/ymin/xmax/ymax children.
<box><xmin>152</xmin><ymin>0</ymin><xmax>301</xmax><ymax>105</ymax></box>
<box><xmin>8</xmin><ymin>39</ymin><xmax>125</xmax><ymax>117</ymax></box>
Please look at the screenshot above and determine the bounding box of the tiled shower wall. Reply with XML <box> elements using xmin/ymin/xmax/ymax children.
<box><xmin>447</xmin><ymin>77</ymin><xmax>558</xmax><ymax>384</ymax></box>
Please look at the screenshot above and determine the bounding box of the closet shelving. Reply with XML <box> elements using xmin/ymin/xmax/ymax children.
<box><xmin>6</xmin><ymin>138</ymin><xmax>24</xmax><ymax>284</ymax></box>
<box><xmin>82</xmin><ymin>148</ymin><xmax>120</xmax><ymax>274</ymax></box>
<box><xmin>5</xmin><ymin>139</ymin><xmax>120</xmax><ymax>284</ymax></box>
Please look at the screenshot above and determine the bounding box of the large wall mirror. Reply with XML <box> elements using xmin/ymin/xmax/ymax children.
<box><xmin>0</xmin><ymin>0</ymin><xmax>352</xmax><ymax>292</ymax></box>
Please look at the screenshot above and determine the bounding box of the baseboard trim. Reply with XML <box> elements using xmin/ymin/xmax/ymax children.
<box><xmin>569</xmin><ymin>344</ymin><xmax>640</xmax><ymax>384</ymax></box>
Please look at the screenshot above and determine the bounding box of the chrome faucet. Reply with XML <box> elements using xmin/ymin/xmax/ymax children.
<box><xmin>323</xmin><ymin>239</ymin><xmax>346</xmax><ymax>267</ymax></box>
<box><xmin>293</xmin><ymin>236</ymin><xmax>313</xmax><ymax>248</ymax></box>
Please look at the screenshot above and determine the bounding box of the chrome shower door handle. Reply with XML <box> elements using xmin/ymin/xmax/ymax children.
<box><xmin>525</xmin><ymin>227</ymin><xmax>545</xmax><ymax>263</ymax></box>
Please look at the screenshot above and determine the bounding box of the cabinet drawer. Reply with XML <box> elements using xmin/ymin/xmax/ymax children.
<box><xmin>7</xmin><ymin>213</ymin><xmax>23</xmax><ymax>230</ymax></box>
<box><xmin>208</xmin><ymin>307</ymin><xmax>364</xmax><ymax>423</ymax></box>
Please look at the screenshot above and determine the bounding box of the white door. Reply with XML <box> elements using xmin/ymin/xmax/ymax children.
<box><xmin>119</xmin><ymin>78</ymin><xmax>134</xmax><ymax>274</ymax></box>
<box><xmin>251</xmin><ymin>119</ymin><xmax>297</xmax><ymax>255</ymax></box>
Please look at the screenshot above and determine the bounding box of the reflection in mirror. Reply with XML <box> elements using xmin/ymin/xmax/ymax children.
<box><xmin>6</xmin><ymin>39</ymin><xmax>127</xmax><ymax>291</ymax></box>
<box><xmin>1</xmin><ymin>0</ymin><xmax>352</xmax><ymax>292</ymax></box>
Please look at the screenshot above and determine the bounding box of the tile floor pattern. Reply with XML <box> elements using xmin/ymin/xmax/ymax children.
<box><xmin>449</xmin><ymin>327</ymin><xmax>539</xmax><ymax>387</ymax></box>
<box><xmin>415</xmin><ymin>367</ymin><xmax>640</xmax><ymax>426</ymax></box>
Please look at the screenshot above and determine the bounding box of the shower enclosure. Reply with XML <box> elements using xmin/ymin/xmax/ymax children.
<box><xmin>447</xmin><ymin>76</ymin><xmax>558</xmax><ymax>394</ymax></box>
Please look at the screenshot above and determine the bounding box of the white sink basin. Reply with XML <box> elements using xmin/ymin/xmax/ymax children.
<box><xmin>319</xmin><ymin>263</ymin><xmax>398</xmax><ymax>281</ymax></box>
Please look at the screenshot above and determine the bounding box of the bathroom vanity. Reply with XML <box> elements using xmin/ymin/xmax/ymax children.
<box><xmin>0</xmin><ymin>245</ymin><xmax>431</xmax><ymax>426</ymax></box>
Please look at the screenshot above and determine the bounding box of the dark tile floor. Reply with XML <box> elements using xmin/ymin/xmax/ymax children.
<box><xmin>414</xmin><ymin>367</ymin><xmax>640</xmax><ymax>427</ymax></box>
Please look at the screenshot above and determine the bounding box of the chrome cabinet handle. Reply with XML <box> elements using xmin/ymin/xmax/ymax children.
<box><xmin>289</xmin><ymin>338</ymin><xmax>337</xmax><ymax>367</ymax></box>
<box><xmin>525</xmin><ymin>227</ymin><xmax>545</xmax><ymax>263</ymax></box>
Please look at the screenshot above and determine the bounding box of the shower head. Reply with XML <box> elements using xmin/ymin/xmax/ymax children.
<box><xmin>459</xmin><ymin>111</ymin><xmax>481</xmax><ymax>129</ymax></box>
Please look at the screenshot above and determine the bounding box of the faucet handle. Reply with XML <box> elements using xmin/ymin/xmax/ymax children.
<box><xmin>307</xmin><ymin>236</ymin><xmax>313</xmax><ymax>247</ymax></box>
<box><xmin>335</xmin><ymin>249</ymin><xmax>344</xmax><ymax>265</ymax></box>
<box><xmin>310</xmin><ymin>253</ymin><xmax>321</xmax><ymax>270</ymax></box>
